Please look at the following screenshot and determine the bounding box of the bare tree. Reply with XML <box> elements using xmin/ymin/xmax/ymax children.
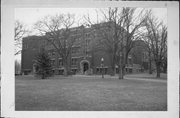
<box><xmin>116</xmin><ymin>8</ymin><xmax>147</xmax><ymax>79</ymax></box>
<box><xmin>84</xmin><ymin>8</ymin><xmax>126</xmax><ymax>76</ymax></box>
<box><xmin>84</xmin><ymin>8</ymin><xmax>146</xmax><ymax>79</ymax></box>
<box><xmin>144</xmin><ymin>11</ymin><xmax>167</xmax><ymax>78</ymax></box>
<box><xmin>34</xmin><ymin>14</ymin><xmax>78</xmax><ymax>76</ymax></box>
<box><xmin>15</xmin><ymin>20</ymin><xmax>28</xmax><ymax>55</ymax></box>
<box><xmin>144</xmin><ymin>39</ymin><xmax>154</xmax><ymax>74</ymax></box>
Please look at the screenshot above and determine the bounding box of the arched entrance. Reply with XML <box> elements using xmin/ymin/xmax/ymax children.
<box><xmin>83</xmin><ymin>62</ymin><xmax>89</xmax><ymax>73</ymax></box>
<box><xmin>80</xmin><ymin>60</ymin><xmax>90</xmax><ymax>74</ymax></box>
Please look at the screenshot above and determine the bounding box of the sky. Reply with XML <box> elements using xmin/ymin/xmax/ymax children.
<box><xmin>14</xmin><ymin>8</ymin><xmax>167</xmax><ymax>61</ymax></box>
<box><xmin>15</xmin><ymin>8</ymin><xmax>167</xmax><ymax>33</ymax></box>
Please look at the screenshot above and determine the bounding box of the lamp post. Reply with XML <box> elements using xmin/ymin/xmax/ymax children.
<box><xmin>101</xmin><ymin>57</ymin><xmax>104</xmax><ymax>78</ymax></box>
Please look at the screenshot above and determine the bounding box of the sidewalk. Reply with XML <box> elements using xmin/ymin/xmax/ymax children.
<box><xmin>125</xmin><ymin>73</ymin><xmax>167</xmax><ymax>80</ymax></box>
<box><xmin>72</xmin><ymin>73</ymin><xmax>167</xmax><ymax>83</ymax></box>
<box><xmin>125</xmin><ymin>76</ymin><xmax>167</xmax><ymax>83</ymax></box>
<box><xmin>125</xmin><ymin>73</ymin><xmax>167</xmax><ymax>83</ymax></box>
<box><xmin>73</xmin><ymin>74</ymin><xmax>117</xmax><ymax>79</ymax></box>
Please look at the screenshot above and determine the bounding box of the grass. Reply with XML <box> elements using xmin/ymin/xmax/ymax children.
<box><xmin>15</xmin><ymin>75</ymin><xmax>167</xmax><ymax>111</ymax></box>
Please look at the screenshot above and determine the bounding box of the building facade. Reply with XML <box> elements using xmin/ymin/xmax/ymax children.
<box><xmin>21</xmin><ymin>22</ymin><xmax>148</xmax><ymax>75</ymax></box>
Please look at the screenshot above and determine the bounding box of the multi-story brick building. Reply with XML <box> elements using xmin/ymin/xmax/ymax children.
<box><xmin>21</xmin><ymin>22</ymin><xmax>148</xmax><ymax>75</ymax></box>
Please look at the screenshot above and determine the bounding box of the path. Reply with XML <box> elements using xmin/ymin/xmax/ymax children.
<box><xmin>73</xmin><ymin>74</ymin><xmax>167</xmax><ymax>83</ymax></box>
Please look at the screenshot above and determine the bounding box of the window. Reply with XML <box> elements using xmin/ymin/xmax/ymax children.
<box><xmin>48</xmin><ymin>52</ymin><xmax>51</xmax><ymax>56</ymax></box>
<box><xmin>52</xmin><ymin>50</ymin><xmax>55</xmax><ymax>56</ymax></box>
<box><xmin>86</xmin><ymin>33</ymin><xmax>90</xmax><ymax>37</ymax></box>
<box><xmin>24</xmin><ymin>43</ymin><xmax>28</xmax><ymax>49</ymax></box>
<box><xmin>71</xmin><ymin>49</ymin><xmax>76</xmax><ymax>54</ymax></box>
<box><xmin>71</xmin><ymin>69</ymin><xmax>77</xmax><ymax>74</ymax></box>
<box><xmin>51</xmin><ymin>59</ymin><xmax>55</xmax><ymax>66</ymax></box>
<box><xmin>52</xmin><ymin>69</ymin><xmax>55</xmax><ymax>74</ymax></box>
<box><xmin>96</xmin><ymin>68</ymin><xmax>99</xmax><ymax>73</ymax></box>
<box><xmin>75</xmin><ymin>38</ymin><xmax>81</xmax><ymax>42</ymax></box>
<box><xmin>58</xmin><ymin>69</ymin><xmax>64</xmax><ymax>75</ymax></box>
<box><xmin>59</xmin><ymin>58</ymin><xmax>63</xmax><ymax>66</ymax></box>
<box><xmin>104</xmin><ymin>68</ymin><xmax>107</xmax><ymax>74</ymax></box>
<box><xmin>86</xmin><ymin>39</ymin><xmax>90</xmax><ymax>46</ymax></box>
<box><xmin>71</xmin><ymin>58</ymin><xmax>77</xmax><ymax>66</ymax></box>
<box><xmin>71</xmin><ymin>47</ymin><xmax>79</xmax><ymax>54</ymax></box>
<box><xmin>128</xmin><ymin>58</ymin><xmax>132</xmax><ymax>65</ymax></box>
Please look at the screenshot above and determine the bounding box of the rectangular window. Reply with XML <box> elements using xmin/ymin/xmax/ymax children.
<box><xmin>58</xmin><ymin>69</ymin><xmax>64</xmax><ymax>75</ymax></box>
<box><xmin>96</xmin><ymin>68</ymin><xmax>100</xmax><ymax>74</ymax></box>
<box><xmin>86</xmin><ymin>33</ymin><xmax>90</xmax><ymax>37</ymax></box>
<box><xmin>51</xmin><ymin>59</ymin><xmax>55</xmax><ymax>66</ymax></box>
<box><xmin>24</xmin><ymin>43</ymin><xmax>28</xmax><ymax>49</ymax></box>
<box><xmin>52</xmin><ymin>69</ymin><xmax>55</xmax><ymax>74</ymax></box>
<box><xmin>48</xmin><ymin>52</ymin><xmax>51</xmax><ymax>56</ymax></box>
<box><xmin>71</xmin><ymin>47</ymin><xmax>80</xmax><ymax>54</ymax></box>
<box><xmin>52</xmin><ymin>50</ymin><xmax>55</xmax><ymax>56</ymax></box>
<box><xmin>86</xmin><ymin>39</ymin><xmax>90</xmax><ymax>46</ymax></box>
<box><xmin>71</xmin><ymin>58</ymin><xmax>77</xmax><ymax>66</ymax></box>
<box><xmin>59</xmin><ymin>59</ymin><xmax>63</xmax><ymax>66</ymax></box>
<box><xmin>71</xmin><ymin>49</ymin><xmax>76</xmax><ymax>54</ymax></box>
<box><xmin>71</xmin><ymin>69</ymin><xmax>77</xmax><ymax>74</ymax></box>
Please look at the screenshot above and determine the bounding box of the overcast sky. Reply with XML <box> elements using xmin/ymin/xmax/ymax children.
<box><xmin>15</xmin><ymin>8</ymin><xmax>167</xmax><ymax>34</ymax></box>
<box><xmin>15</xmin><ymin>8</ymin><xmax>167</xmax><ymax>60</ymax></box>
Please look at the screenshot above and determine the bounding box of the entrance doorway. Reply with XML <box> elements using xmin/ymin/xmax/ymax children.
<box><xmin>80</xmin><ymin>60</ymin><xmax>90</xmax><ymax>74</ymax></box>
<box><xmin>83</xmin><ymin>62</ymin><xmax>89</xmax><ymax>73</ymax></box>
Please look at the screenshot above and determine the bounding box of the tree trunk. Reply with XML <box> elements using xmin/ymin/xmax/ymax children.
<box><xmin>149</xmin><ymin>59</ymin><xmax>152</xmax><ymax>74</ymax></box>
<box><xmin>124</xmin><ymin>51</ymin><xmax>128</xmax><ymax>76</ymax></box>
<box><xmin>111</xmin><ymin>65</ymin><xmax>115</xmax><ymax>76</ymax></box>
<box><xmin>118</xmin><ymin>65</ymin><xmax>124</xmax><ymax>79</ymax></box>
<box><xmin>118</xmin><ymin>68</ymin><xmax>123</xmax><ymax>79</ymax></box>
<box><xmin>118</xmin><ymin>52</ymin><xmax>125</xmax><ymax>79</ymax></box>
<box><xmin>156</xmin><ymin>62</ymin><xmax>161</xmax><ymax>78</ymax></box>
<box><xmin>42</xmin><ymin>72</ymin><xmax>45</xmax><ymax>79</ymax></box>
<box><xmin>63</xmin><ymin>59</ymin><xmax>68</xmax><ymax>76</ymax></box>
<box><xmin>163</xmin><ymin>61</ymin><xmax>167</xmax><ymax>73</ymax></box>
<box><xmin>148</xmin><ymin>51</ymin><xmax>152</xmax><ymax>74</ymax></box>
<box><xmin>64</xmin><ymin>67</ymin><xmax>68</xmax><ymax>76</ymax></box>
<box><xmin>109</xmin><ymin>53</ymin><xmax>116</xmax><ymax>76</ymax></box>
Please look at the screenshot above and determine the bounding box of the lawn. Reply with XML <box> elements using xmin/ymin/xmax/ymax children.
<box><xmin>15</xmin><ymin>75</ymin><xmax>167</xmax><ymax>111</ymax></box>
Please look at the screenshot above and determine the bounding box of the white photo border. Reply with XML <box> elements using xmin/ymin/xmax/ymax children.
<box><xmin>1</xmin><ymin>0</ymin><xmax>179</xmax><ymax>118</ymax></box>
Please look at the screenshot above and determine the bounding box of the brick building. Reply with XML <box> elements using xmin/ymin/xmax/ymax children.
<box><xmin>21</xmin><ymin>22</ymin><xmax>148</xmax><ymax>75</ymax></box>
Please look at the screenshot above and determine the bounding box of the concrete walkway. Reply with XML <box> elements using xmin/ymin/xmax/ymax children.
<box><xmin>125</xmin><ymin>76</ymin><xmax>167</xmax><ymax>83</ymax></box>
<box><xmin>73</xmin><ymin>74</ymin><xmax>167</xmax><ymax>83</ymax></box>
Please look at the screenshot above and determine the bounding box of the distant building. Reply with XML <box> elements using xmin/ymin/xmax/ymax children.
<box><xmin>21</xmin><ymin>22</ymin><xmax>148</xmax><ymax>75</ymax></box>
<box><xmin>15</xmin><ymin>60</ymin><xmax>21</xmax><ymax>75</ymax></box>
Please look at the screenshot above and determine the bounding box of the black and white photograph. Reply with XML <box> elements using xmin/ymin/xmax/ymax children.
<box><xmin>1</xmin><ymin>0</ymin><xmax>179</xmax><ymax>118</ymax></box>
<box><xmin>15</xmin><ymin>7</ymin><xmax>168</xmax><ymax>111</ymax></box>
